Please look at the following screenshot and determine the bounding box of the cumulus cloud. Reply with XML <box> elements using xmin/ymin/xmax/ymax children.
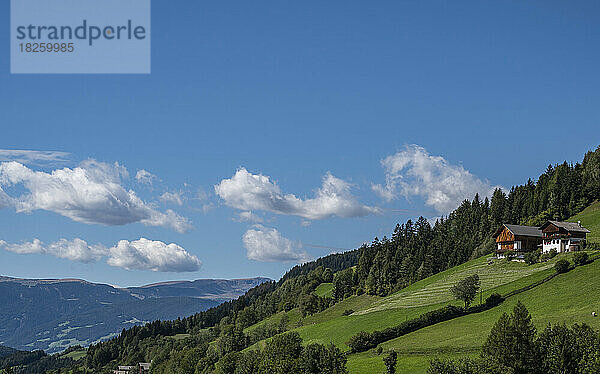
<box><xmin>0</xmin><ymin>238</ymin><xmax>104</xmax><ymax>263</ymax></box>
<box><xmin>0</xmin><ymin>237</ymin><xmax>201</xmax><ymax>272</ymax></box>
<box><xmin>160</xmin><ymin>191</ymin><xmax>185</xmax><ymax>206</ymax></box>
<box><xmin>106</xmin><ymin>238</ymin><xmax>201</xmax><ymax>272</ymax></box>
<box><xmin>0</xmin><ymin>186</ymin><xmax>12</xmax><ymax>208</ymax></box>
<box><xmin>0</xmin><ymin>149</ymin><xmax>70</xmax><ymax>165</ymax></box>
<box><xmin>242</xmin><ymin>225</ymin><xmax>311</xmax><ymax>263</ymax></box>
<box><xmin>235</xmin><ymin>211</ymin><xmax>264</xmax><ymax>223</ymax></box>
<box><xmin>135</xmin><ymin>169</ymin><xmax>157</xmax><ymax>185</ymax></box>
<box><xmin>0</xmin><ymin>160</ymin><xmax>192</xmax><ymax>233</ymax></box>
<box><xmin>215</xmin><ymin>168</ymin><xmax>380</xmax><ymax>220</ymax></box>
<box><xmin>372</xmin><ymin>145</ymin><xmax>503</xmax><ymax>214</ymax></box>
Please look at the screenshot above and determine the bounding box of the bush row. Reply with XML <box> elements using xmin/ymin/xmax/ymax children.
<box><xmin>346</xmin><ymin>293</ymin><xmax>506</xmax><ymax>353</ymax></box>
<box><xmin>346</xmin><ymin>305</ymin><xmax>466</xmax><ymax>352</ymax></box>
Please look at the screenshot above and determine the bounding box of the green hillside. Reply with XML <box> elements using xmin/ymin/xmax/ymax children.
<box><xmin>261</xmin><ymin>202</ymin><xmax>600</xmax><ymax>374</ymax></box>
<box><xmin>353</xmin><ymin>252</ymin><xmax>600</xmax><ymax>372</ymax></box>
<box><xmin>239</xmin><ymin>196</ymin><xmax>600</xmax><ymax>373</ymax></box>
<box><xmin>245</xmin><ymin>250</ymin><xmax>596</xmax><ymax>373</ymax></box>
<box><xmin>569</xmin><ymin>200</ymin><xmax>600</xmax><ymax>243</ymax></box>
<box><xmin>235</xmin><ymin>248</ymin><xmax>594</xmax><ymax>373</ymax></box>
<box><xmin>293</xmin><ymin>255</ymin><xmax>554</xmax><ymax>347</ymax></box>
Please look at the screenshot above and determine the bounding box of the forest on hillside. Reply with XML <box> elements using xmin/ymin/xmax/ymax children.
<box><xmin>353</xmin><ymin>146</ymin><xmax>600</xmax><ymax>297</ymax></box>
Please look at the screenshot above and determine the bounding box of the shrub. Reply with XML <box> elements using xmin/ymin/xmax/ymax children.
<box><xmin>376</xmin><ymin>346</ymin><xmax>383</xmax><ymax>355</ymax></box>
<box><xmin>541</xmin><ymin>249</ymin><xmax>559</xmax><ymax>262</ymax></box>
<box><xmin>346</xmin><ymin>331</ymin><xmax>375</xmax><ymax>353</ymax></box>
<box><xmin>574</xmin><ymin>252</ymin><xmax>589</xmax><ymax>266</ymax></box>
<box><xmin>524</xmin><ymin>250</ymin><xmax>541</xmax><ymax>265</ymax></box>
<box><xmin>555</xmin><ymin>259</ymin><xmax>570</xmax><ymax>274</ymax></box>
<box><xmin>342</xmin><ymin>309</ymin><xmax>354</xmax><ymax>316</ymax></box>
<box><xmin>383</xmin><ymin>351</ymin><xmax>398</xmax><ymax>374</ymax></box>
<box><xmin>485</xmin><ymin>293</ymin><xmax>504</xmax><ymax>308</ymax></box>
<box><xmin>300</xmin><ymin>343</ymin><xmax>348</xmax><ymax>374</ymax></box>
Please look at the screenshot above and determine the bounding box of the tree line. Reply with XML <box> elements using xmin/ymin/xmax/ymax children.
<box><xmin>342</xmin><ymin>146</ymin><xmax>600</xmax><ymax>299</ymax></box>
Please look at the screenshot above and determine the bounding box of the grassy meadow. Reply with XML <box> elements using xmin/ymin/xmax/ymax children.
<box><xmin>570</xmin><ymin>200</ymin><xmax>600</xmax><ymax>243</ymax></box>
<box><xmin>241</xmin><ymin>204</ymin><xmax>600</xmax><ymax>373</ymax></box>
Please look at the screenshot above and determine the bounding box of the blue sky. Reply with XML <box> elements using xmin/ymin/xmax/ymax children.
<box><xmin>1</xmin><ymin>1</ymin><xmax>599</xmax><ymax>286</ymax></box>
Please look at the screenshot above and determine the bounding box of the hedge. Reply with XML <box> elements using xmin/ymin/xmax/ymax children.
<box><xmin>346</xmin><ymin>305</ymin><xmax>466</xmax><ymax>352</ymax></box>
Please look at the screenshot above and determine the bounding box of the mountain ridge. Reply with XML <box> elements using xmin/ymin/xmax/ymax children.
<box><xmin>0</xmin><ymin>275</ymin><xmax>271</xmax><ymax>353</ymax></box>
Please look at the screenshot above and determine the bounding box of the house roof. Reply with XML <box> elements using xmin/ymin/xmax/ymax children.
<box><xmin>493</xmin><ymin>224</ymin><xmax>543</xmax><ymax>238</ymax></box>
<box><xmin>540</xmin><ymin>220</ymin><xmax>591</xmax><ymax>233</ymax></box>
<box><xmin>505</xmin><ymin>224</ymin><xmax>543</xmax><ymax>237</ymax></box>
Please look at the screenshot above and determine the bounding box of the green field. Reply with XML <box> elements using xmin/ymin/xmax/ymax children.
<box><xmin>244</xmin><ymin>308</ymin><xmax>303</xmax><ymax>335</ymax></box>
<box><xmin>314</xmin><ymin>282</ymin><xmax>334</xmax><ymax>298</ymax></box>
<box><xmin>61</xmin><ymin>348</ymin><xmax>87</xmax><ymax>361</ymax></box>
<box><xmin>243</xmin><ymin>204</ymin><xmax>600</xmax><ymax>373</ymax></box>
<box><xmin>301</xmin><ymin>251</ymin><xmax>599</xmax><ymax>372</ymax></box>
<box><xmin>290</xmin><ymin>252</ymin><xmax>597</xmax><ymax>373</ymax></box>
<box><xmin>291</xmin><ymin>253</ymin><xmax>570</xmax><ymax>350</ymax></box>
<box><xmin>373</xmin><ymin>256</ymin><xmax>600</xmax><ymax>372</ymax></box>
<box><xmin>570</xmin><ymin>200</ymin><xmax>600</xmax><ymax>243</ymax></box>
<box><xmin>356</xmin><ymin>255</ymin><xmax>555</xmax><ymax>314</ymax></box>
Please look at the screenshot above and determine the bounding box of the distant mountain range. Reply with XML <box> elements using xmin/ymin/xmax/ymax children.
<box><xmin>0</xmin><ymin>276</ymin><xmax>270</xmax><ymax>353</ymax></box>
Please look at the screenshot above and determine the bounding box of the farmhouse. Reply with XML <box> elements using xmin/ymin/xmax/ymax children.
<box><xmin>493</xmin><ymin>221</ymin><xmax>591</xmax><ymax>259</ymax></box>
<box><xmin>540</xmin><ymin>221</ymin><xmax>590</xmax><ymax>253</ymax></box>
<box><xmin>493</xmin><ymin>224</ymin><xmax>543</xmax><ymax>260</ymax></box>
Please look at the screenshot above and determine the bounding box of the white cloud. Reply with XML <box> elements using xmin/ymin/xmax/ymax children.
<box><xmin>106</xmin><ymin>238</ymin><xmax>201</xmax><ymax>272</ymax></box>
<box><xmin>195</xmin><ymin>188</ymin><xmax>210</xmax><ymax>202</ymax></box>
<box><xmin>0</xmin><ymin>238</ymin><xmax>44</xmax><ymax>254</ymax></box>
<box><xmin>135</xmin><ymin>169</ymin><xmax>157</xmax><ymax>185</ymax></box>
<box><xmin>0</xmin><ymin>238</ymin><xmax>104</xmax><ymax>263</ymax></box>
<box><xmin>0</xmin><ymin>186</ymin><xmax>12</xmax><ymax>209</ymax></box>
<box><xmin>372</xmin><ymin>145</ymin><xmax>503</xmax><ymax>214</ymax></box>
<box><xmin>0</xmin><ymin>160</ymin><xmax>192</xmax><ymax>233</ymax></box>
<box><xmin>0</xmin><ymin>149</ymin><xmax>70</xmax><ymax>165</ymax></box>
<box><xmin>235</xmin><ymin>211</ymin><xmax>264</xmax><ymax>223</ymax></box>
<box><xmin>193</xmin><ymin>188</ymin><xmax>215</xmax><ymax>215</ymax></box>
<box><xmin>47</xmin><ymin>239</ymin><xmax>106</xmax><ymax>262</ymax></box>
<box><xmin>242</xmin><ymin>225</ymin><xmax>311</xmax><ymax>263</ymax></box>
<box><xmin>160</xmin><ymin>191</ymin><xmax>185</xmax><ymax>206</ymax></box>
<box><xmin>0</xmin><ymin>237</ymin><xmax>201</xmax><ymax>272</ymax></box>
<box><xmin>215</xmin><ymin>168</ymin><xmax>380</xmax><ymax>220</ymax></box>
<box><xmin>144</xmin><ymin>209</ymin><xmax>192</xmax><ymax>233</ymax></box>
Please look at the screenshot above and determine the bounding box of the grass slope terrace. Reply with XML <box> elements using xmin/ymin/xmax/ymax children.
<box><xmin>370</xmin><ymin>253</ymin><xmax>600</xmax><ymax>373</ymax></box>
<box><xmin>243</xmin><ymin>249</ymin><xmax>596</xmax><ymax>374</ymax></box>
